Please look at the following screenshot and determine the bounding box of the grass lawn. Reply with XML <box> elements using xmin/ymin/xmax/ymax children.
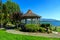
<box><xmin>57</xmin><ymin>27</ymin><xmax>60</xmax><ymax>32</ymax></box>
<box><xmin>0</xmin><ymin>30</ymin><xmax>60</xmax><ymax>40</ymax></box>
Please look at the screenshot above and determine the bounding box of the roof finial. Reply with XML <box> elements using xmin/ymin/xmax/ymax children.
<box><xmin>27</xmin><ymin>9</ymin><xmax>32</xmax><ymax>14</ymax></box>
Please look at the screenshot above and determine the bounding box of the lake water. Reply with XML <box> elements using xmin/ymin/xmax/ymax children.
<box><xmin>40</xmin><ymin>21</ymin><xmax>60</xmax><ymax>26</ymax></box>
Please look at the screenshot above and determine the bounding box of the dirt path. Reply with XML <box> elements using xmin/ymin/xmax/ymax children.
<box><xmin>6</xmin><ymin>30</ymin><xmax>60</xmax><ymax>38</ymax></box>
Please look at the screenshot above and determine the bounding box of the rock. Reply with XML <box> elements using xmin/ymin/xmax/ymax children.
<box><xmin>52</xmin><ymin>31</ymin><xmax>58</xmax><ymax>34</ymax></box>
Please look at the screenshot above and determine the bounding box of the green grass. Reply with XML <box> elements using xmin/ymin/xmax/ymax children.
<box><xmin>0</xmin><ymin>30</ymin><xmax>60</xmax><ymax>40</ymax></box>
<box><xmin>57</xmin><ymin>27</ymin><xmax>60</xmax><ymax>32</ymax></box>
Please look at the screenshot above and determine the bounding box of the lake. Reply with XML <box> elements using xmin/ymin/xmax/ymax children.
<box><xmin>40</xmin><ymin>21</ymin><xmax>60</xmax><ymax>26</ymax></box>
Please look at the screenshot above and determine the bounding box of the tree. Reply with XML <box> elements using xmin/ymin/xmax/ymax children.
<box><xmin>0</xmin><ymin>0</ymin><xmax>3</xmax><ymax>28</ymax></box>
<box><xmin>2</xmin><ymin>4</ymin><xmax>7</xmax><ymax>14</ymax></box>
<box><xmin>2</xmin><ymin>0</ymin><xmax>20</xmax><ymax>22</ymax></box>
<box><xmin>10</xmin><ymin>12</ymin><xmax>23</xmax><ymax>28</ymax></box>
<box><xmin>3</xmin><ymin>0</ymin><xmax>21</xmax><ymax>23</ymax></box>
<box><xmin>0</xmin><ymin>0</ymin><xmax>21</xmax><ymax>28</ymax></box>
<box><xmin>4</xmin><ymin>0</ymin><xmax>20</xmax><ymax>14</ymax></box>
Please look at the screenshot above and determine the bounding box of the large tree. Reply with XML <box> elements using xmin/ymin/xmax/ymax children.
<box><xmin>0</xmin><ymin>0</ymin><xmax>21</xmax><ymax>28</ymax></box>
<box><xmin>4</xmin><ymin>0</ymin><xmax>20</xmax><ymax>14</ymax></box>
<box><xmin>3</xmin><ymin>0</ymin><xmax>21</xmax><ymax>22</ymax></box>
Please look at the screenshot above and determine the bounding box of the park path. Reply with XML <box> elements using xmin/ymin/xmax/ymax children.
<box><xmin>6</xmin><ymin>30</ymin><xmax>60</xmax><ymax>38</ymax></box>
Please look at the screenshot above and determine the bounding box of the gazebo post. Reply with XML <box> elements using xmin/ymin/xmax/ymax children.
<box><xmin>36</xmin><ymin>18</ymin><xmax>40</xmax><ymax>24</ymax></box>
<box><xmin>25</xmin><ymin>19</ymin><xmax>27</xmax><ymax>24</ymax></box>
<box><xmin>38</xmin><ymin>18</ymin><xmax>40</xmax><ymax>24</ymax></box>
<box><xmin>37</xmin><ymin>18</ymin><xmax>39</xmax><ymax>24</ymax></box>
<box><xmin>35</xmin><ymin>18</ymin><xmax>38</xmax><ymax>24</ymax></box>
<box><xmin>31</xmin><ymin>18</ymin><xmax>33</xmax><ymax>24</ymax></box>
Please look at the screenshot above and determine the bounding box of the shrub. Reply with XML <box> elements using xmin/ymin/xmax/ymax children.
<box><xmin>40</xmin><ymin>24</ymin><xmax>52</xmax><ymax>33</ymax></box>
<box><xmin>6</xmin><ymin>22</ymin><xmax>15</xmax><ymax>27</ymax></box>
<box><xmin>0</xmin><ymin>28</ymin><xmax>6</xmax><ymax>31</ymax></box>
<box><xmin>40</xmin><ymin>24</ymin><xmax>51</xmax><ymax>28</ymax></box>
<box><xmin>16</xmin><ymin>27</ymin><xmax>22</xmax><ymax>31</ymax></box>
<box><xmin>39</xmin><ymin>27</ymin><xmax>46</xmax><ymax>33</ymax></box>
<box><xmin>47</xmin><ymin>29</ymin><xmax>52</xmax><ymax>33</ymax></box>
<box><xmin>5</xmin><ymin>22</ymin><xmax>16</xmax><ymax>29</ymax></box>
<box><xmin>25</xmin><ymin>24</ymin><xmax>40</xmax><ymax>32</ymax></box>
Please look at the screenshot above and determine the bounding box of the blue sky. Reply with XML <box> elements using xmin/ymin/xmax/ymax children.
<box><xmin>2</xmin><ymin>0</ymin><xmax>60</xmax><ymax>20</ymax></box>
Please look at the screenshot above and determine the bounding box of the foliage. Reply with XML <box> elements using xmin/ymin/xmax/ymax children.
<box><xmin>2</xmin><ymin>4</ymin><xmax>7</xmax><ymax>14</ymax></box>
<box><xmin>0</xmin><ymin>0</ymin><xmax>21</xmax><ymax>28</ymax></box>
<box><xmin>57</xmin><ymin>27</ymin><xmax>60</xmax><ymax>32</ymax></box>
<box><xmin>6</xmin><ymin>22</ymin><xmax>15</xmax><ymax>27</ymax></box>
<box><xmin>40</xmin><ymin>24</ymin><xmax>51</xmax><ymax>28</ymax></box>
<box><xmin>39</xmin><ymin>27</ymin><xmax>46</xmax><ymax>33</ymax></box>
<box><xmin>25</xmin><ymin>24</ymin><xmax>40</xmax><ymax>32</ymax></box>
<box><xmin>10</xmin><ymin>12</ymin><xmax>23</xmax><ymax>22</ymax></box>
<box><xmin>51</xmin><ymin>26</ymin><xmax>60</xmax><ymax>32</ymax></box>
<box><xmin>40</xmin><ymin>24</ymin><xmax>52</xmax><ymax>33</ymax></box>
<box><xmin>10</xmin><ymin>12</ymin><xmax>23</xmax><ymax>28</ymax></box>
<box><xmin>4</xmin><ymin>0</ymin><xmax>20</xmax><ymax>13</ymax></box>
<box><xmin>17</xmin><ymin>27</ymin><xmax>22</xmax><ymax>31</ymax></box>
<box><xmin>0</xmin><ymin>28</ymin><xmax>6</xmax><ymax>31</ymax></box>
<box><xmin>0</xmin><ymin>13</ymin><xmax>5</xmax><ymax>24</ymax></box>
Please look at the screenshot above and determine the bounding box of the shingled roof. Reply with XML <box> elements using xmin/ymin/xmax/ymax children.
<box><xmin>22</xmin><ymin>10</ymin><xmax>41</xmax><ymax>19</ymax></box>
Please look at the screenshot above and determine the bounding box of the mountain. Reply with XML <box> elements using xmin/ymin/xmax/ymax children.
<box><xmin>40</xmin><ymin>18</ymin><xmax>60</xmax><ymax>26</ymax></box>
<box><xmin>40</xmin><ymin>18</ymin><xmax>60</xmax><ymax>22</ymax></box>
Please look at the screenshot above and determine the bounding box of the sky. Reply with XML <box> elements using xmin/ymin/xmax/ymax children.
<box><xmin>2</xmin><ymin>0</ymin><xmax>60</xmax><ymax>20</ymax></box>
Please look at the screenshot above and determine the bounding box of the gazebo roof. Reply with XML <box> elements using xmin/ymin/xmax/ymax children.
<box><xmin>22</xmin><ymin>10</ymin><xmax>41</xmax><ymax>19</ymax></box>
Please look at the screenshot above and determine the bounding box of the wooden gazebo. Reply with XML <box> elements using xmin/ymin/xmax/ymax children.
<box><xmin>22</xmin><ymin>10</ymin><xmax>41</xmax><ymax>24</ymax></box>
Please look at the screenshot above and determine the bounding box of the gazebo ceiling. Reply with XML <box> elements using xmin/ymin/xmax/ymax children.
<box><xmin>22</xmin><ymin>10</ymin><xmax>41</xmax><ymax>19</ymax></box>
